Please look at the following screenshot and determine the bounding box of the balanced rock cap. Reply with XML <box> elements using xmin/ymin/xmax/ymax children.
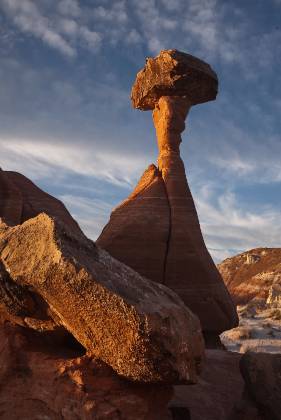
<box><xmin>131</xmin><ymin>49</ymin><xmax>218</xmax><ymax>110</ymax></box>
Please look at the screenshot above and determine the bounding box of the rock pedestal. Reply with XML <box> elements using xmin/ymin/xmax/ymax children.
<box><xmin>97</xmin><ymin>50</ymin><xmax>238</xmax><ymax>341</ymax></box>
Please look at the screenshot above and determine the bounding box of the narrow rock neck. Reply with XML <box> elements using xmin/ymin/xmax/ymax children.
<box><xmin>152</xmin><ymin>96</ymin><xmax>191</xmax><ymax>170</ymax></box>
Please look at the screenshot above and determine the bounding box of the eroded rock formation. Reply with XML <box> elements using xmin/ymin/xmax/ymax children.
<box><xmin>97</xmin><ymin>49</ymin><xmax>238</xmax><ymax>341</ymax></box>
<box><xmin>0</xmin><ymin>213</ymin><xmax>204</xmax><ymax>384</ymax></box>
<box><xmin>0</xmin><ymin>168</ymin><xmax>81</xmax><ymax>233</ymax></box>
<box><xmin>218</xmin><ymin>248</ymin><xmax>281</xmax><ymax>305</ymax></box>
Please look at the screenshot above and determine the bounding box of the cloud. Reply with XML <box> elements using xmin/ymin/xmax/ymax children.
<box><xmin>57</xmin><ymin>0</ymin><xmax>81</xmax><ymax>17</ymax></box>
<box><xmin>0</xmin><ymin>139</ymin><xmax>148</xmax><ymax>187</ymax></box>
<box><xmin>194</xmin><ymin>186</ymin><xmax>281</xmax><ymax>262</ymax></box>
<box><xmin>184</xmin><ymin>0</ymin><xmax>219</xmax><ymax>53</ymax></box>
<box><xmin>1</xmin><ymin>0</ymin><xmax>76</xmax><ymax>56</ymax></box>
<box><xmin>92</xmin><ymin>2</ymin><xmax>128</xmax><ymax>23</ymax></box>
<box><xmin>59</xmin><ymin>194</ymin><xmax>113</xmax><ymax>239</ymax></box>
<box><xmin>79</xmin><ymin>26</ymin><xmax>102</xmax><ymax>51</ymax></box>
<box><xmin>209</xmin><ymin>153</ymin><xmax>281</xmax><ymax>184</ymax></box>
<box><xmin>160</xmin><ymin>0</ymin><xmax>183</xmax><ymax>11</ymax></box>
<box><xmin>132</xmin><ymin>0</ymin><xmax>179</xmax><ymax>53</ymax></box>
<box><xmin>1</xmin><ymin>0</ymin><xmax>102</xmax><ymax>56</ymax></box>
<box><xmin>125</xmin><ymin>29</ymin><xmax>142</xmax><ymax>45</ymax></box>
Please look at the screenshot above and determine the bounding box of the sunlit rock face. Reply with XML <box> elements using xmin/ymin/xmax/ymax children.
<box><xmin>97</xmin><ymin>50</ymin><xmax>238</xmax><ymax>343</ymax></box>
<box><xmin>267</xmin><ymin>284</ymin><xmax>281</xmax><ymax>307</ymax></box>
<box><xmin>131</xmin><ymin>49</ymin><xmax>218</xmax><ymax>110</ymax></box>
<box><xmin>218</xmin><ymin>247</ymin><xmax>281</xmax><ymax>305</ymax></box>
<box><xmin>0</xmin><ymin>213</ymin><xmax>204</xmax><ymax>384</ymax></box>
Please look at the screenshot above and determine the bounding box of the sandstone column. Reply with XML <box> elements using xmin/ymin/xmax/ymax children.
<box><xmin>97</xmin><ymin>50</ymin><xmax>238</xmax><ymax>343</ymax></box>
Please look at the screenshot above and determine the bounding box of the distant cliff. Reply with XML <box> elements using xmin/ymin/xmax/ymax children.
<box><xmin>218</xmin><ymin>248</ymin><xmax>281</xmax><ymax>305</ymax></box>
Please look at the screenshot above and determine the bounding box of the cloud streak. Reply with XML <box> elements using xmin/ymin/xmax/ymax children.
<box><xmin>0</xmin><ymin>139</ymin><xmax>149</xmax><ymax>187</ymax></box>
<box><xmin>1</xmin><ymin>0</ymin><xmax>102</xmax><ymax>56</ymax></box>
<box><xmin>194</xmin><ymin>186</ymin><xmax>281</xmax><ymax>262</ymax></box>
<box><xmin>1</xmin><ymin>0</ymin><xmax>76</xmax><ymax>56</ymax></box>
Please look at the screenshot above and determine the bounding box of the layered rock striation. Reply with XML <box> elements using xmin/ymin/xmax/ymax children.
<box><xmin>98</xmin><ymin>50</ymin><xmax>238</xmax><ymax>341</ymax></box>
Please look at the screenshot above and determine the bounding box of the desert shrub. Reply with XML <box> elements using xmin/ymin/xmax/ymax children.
<box><xmin>270</xmin><ymin>309</ymin><xmax>281</xmax><ymax>320</ymax></box>
<box><xmin>225</xmin><ymin>326</ymin><xmax>252</xmax><ymax>341</ymax></box>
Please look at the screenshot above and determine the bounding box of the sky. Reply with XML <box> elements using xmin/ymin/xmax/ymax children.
<box><xmin>0</xmin><ymin>0</ymin><xmax>281</xmax><ymax>262</ymax></box>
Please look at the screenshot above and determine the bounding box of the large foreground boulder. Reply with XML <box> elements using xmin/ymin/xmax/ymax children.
<box><xmin>0</xmin><ymin>213</ymin><xmax>204</xmax><ymax>384</ymax></box>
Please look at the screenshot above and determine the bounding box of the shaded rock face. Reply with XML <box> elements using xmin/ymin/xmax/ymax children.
<box><xmin>0</xmin><ymin>213</ymin><xmax>204</xmax><ymax>384</ymax></box>
<box><xmin>0</xmin><ymin>324</ymin><xmax>263</xmax><ymax>420</ymax></box>
<box><xmin>240</xmin><ymin>352</ymin><xmax>281</xmax><ymax>420</ymax></box>
<box><xmin>172</xmin><ymin>349</ymin><xmax>244</xmax><ymax>420</ymax></box>
<box><xmin>218</xmin><ymin>248</ymin><xmax>281</xmax><ymax>305</ymax></box>
<box><xmin>98</xmin><ymin>50</ymin><xmax>238</xmax><ymax>340</ymax></box>
<box><xmin>0</xmin><ymin>323</ymin><xmax>173</xmax><ymax>420</ymax></box>
<box><xmin>0</xmin><ymin>169</ymin><xmax>82</xmax><ymax>233</ymax></box>
<box><xmin>98</xmin><ymin>164</ymin><xmax>170</xmax><ymax>285</ymax></box>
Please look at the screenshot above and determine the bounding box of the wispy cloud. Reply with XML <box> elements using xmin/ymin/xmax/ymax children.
<box><xmin>59</xmin><ymin>194</ymin><xmax>113</xmax><ymax>239</ymax></box>
<box><xmin>0</xmin><ymin>139</ymin><xmax>148</xmax><ymax>187</ymax></box>
<box><xmin>57</xmin><ymin>0</ymin><xmax>81</xmax><ymax>18</ymax></box>
<box><xmin>1</xmin><ymin>0</ymin><xmax>102</xmax><ymax>56</ymax></box>
<box><xmin>1</xmin><ymin>0</ymin><xmax>76</xmax><ymax>56</ymax></box>
<box><xmin>92</xmin><ymin>2</ymin><xmax>128</xmax><ymax>23</ymax></box>
<box><xmin>2</xmin><ymin>0</ymin><xmax>281</xmax><ymax>73</ymax></box>
<box><xmin>194</xmin><ymin>186</ymin><xmax>281</xmax><ymax>262</ymax></box>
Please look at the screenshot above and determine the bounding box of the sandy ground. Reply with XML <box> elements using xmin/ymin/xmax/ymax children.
<box><xmin>220</xmin><ymin>304</ymin><xmax>281</xmax><ymax>353</ymax></box>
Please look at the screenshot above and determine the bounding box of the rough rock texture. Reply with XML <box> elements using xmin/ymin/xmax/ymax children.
<box><xmin>98</xmin><ymin>52</ymin><xmax>238</xmax><ymax>341</ymax></box>
<box><xmin>266</xmin><ymin>283</ymin><xmax>281</xmax><ymax>307</ymax></box>
<box><xmin>0</xmin><ymin>260</ymin><xmax>66</xmax><ymax>333</ymax></box>
<box><xmin>0</xmin><ymin>324</ymin><xmax>264</xmax><ymax>420</ymax></box>
<box><xmin>172</xmin><ymin>350</ymin><xmax>244</xmax><ymax>420</ymax></box>
<box><xmin>0</xmin><ymin>169</ymin><xmax>82</xmax><ymax>233</ymax></box>
<box><xmin>0</xmin><ymin>213</ymin><xmax>204</xmax><ymax>384</ymax></box>
<box><xmin>0</xmin><ymin>323</ymin><xmax>174</xmax><ymax>420</ymax></box>
<box><xmin>218</xmin><ymin>248</ymin><xmax>281</xmax><ymax>305</ymax></box>
<box><xmin>131</xmin><ymin>49</ymin><xmax>218</xmax><ymax>110</ymax></box>
<box><xmin>240</xmin><ymin>352</ymin><xmax>281</xmax><ymax>420</ymax></box>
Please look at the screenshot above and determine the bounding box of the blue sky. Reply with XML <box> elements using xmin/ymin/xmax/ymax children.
<box><xmin>0</xmin><ymin>0</ymin><xmax>280</xmax><ymax>262</ymax></box>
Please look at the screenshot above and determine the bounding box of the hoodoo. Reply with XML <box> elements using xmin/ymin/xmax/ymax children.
<box><xmin>97</xmin><ymin>50</ymin><xmax>238</xmax><ymax>344</ymax></box>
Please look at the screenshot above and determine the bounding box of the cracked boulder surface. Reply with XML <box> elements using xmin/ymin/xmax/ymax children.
<box><xmin>97</xmin><ymin>50</ymin><xmax>238</xmax><ymax>342</ymax></box>
<box><xmin>0</xmin><ymin>213</ymin><xmax>204</xmax><ymax>384</ymax></box>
